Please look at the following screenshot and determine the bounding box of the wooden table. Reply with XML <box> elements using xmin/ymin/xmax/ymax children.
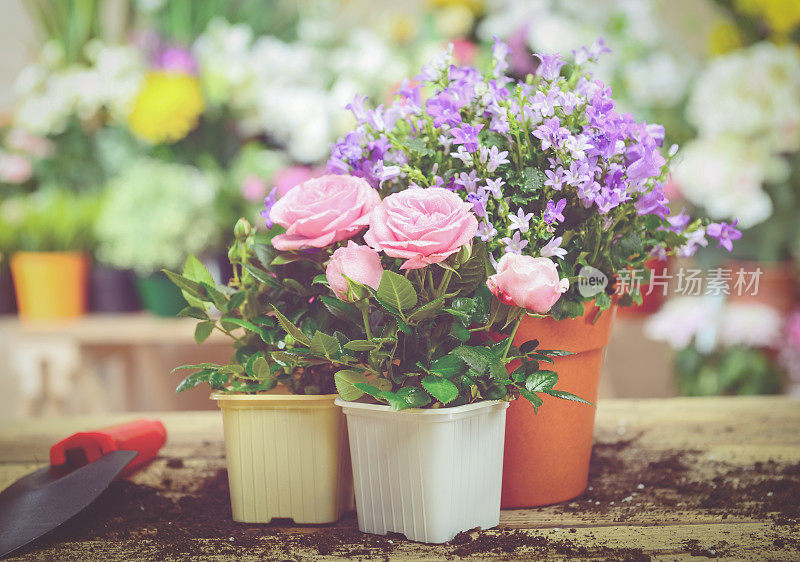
<box><xmin>1</xmin><ymin>396</ymin><xmax>798</xmax><ymax>560</ymax></box>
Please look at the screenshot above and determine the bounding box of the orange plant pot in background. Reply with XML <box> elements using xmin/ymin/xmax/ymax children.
<box><xmin>501</xmin><ymin>304</ymin><xmax>616</xmax><ymax>508</ymax></box>
<box><xmin>10</xmin><ymin>252</ymin><xmax>89</xmax><ymax>321</ymax></box>
<box><xmin>618</xmin><ymin>257</ymin><xmax>673</xmax><ymax>318</ymax></box>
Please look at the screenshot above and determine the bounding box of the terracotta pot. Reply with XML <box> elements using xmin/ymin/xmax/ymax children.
<box><xmin>617</xmin><ymin>258</ymin><xmax>672</xmax><ymax>318</ymax></box>
<box><xmin>725</xmin><ymin>260</ymin><xmax>797</xmax><ymax>314</ymax></box>
<box><xmin>501</xmin><ymin>304</ymin><xmax>616</xmax><ymax>508</ymax></box>
<box><xmin>10</xmin><ymin>251</ymin><xmax>89</xmax><ymax>321</ymax></box>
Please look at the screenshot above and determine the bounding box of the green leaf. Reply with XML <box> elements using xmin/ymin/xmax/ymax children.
<box><xmin>376</xmin><ymin>270</ymin><xmax>418</xmax><ymax>313</ymax></box>
<box><xmin>242</xmin><ymin>263</ymin><xmax>279</xmax><ymax>287</ymax></box>
<box><xmin>519</xmin><ymin>339</ymin><xmax>539</xmax><ymax>354</ymax></box>
<box><xmin>452</xmin><ymin>345</ymin><xmax>496</xmax><ymax>374</ymax></box>
<box><xmin>453</xmin><ymin>240</ymin><xmax>489</xmax><ymax>292</ymax></box>
<box><xmin>227</xmin><ymin>291</ymin><xmax>246</xmax><ymax>311</ymax></box>
<box><xmin>310</xmin><ymin>331</ymin><xmax>342</xmax><ymax>358</ymax></box>
<box><xmin>179</xmin><ymin>306</ymin><xmax>208</xmax><ymax>320</ymax></box>
<box><xmin>209</xmin><ymin>371</ymin><xmax>229</xmax><ymax>390</ymax></box>
<box><xmin>344</xmin><ymin>338</ymin><xmax>395</xmax><ymax>351</ymax></box>
<box><xmin>428</xmin><ymin>354</ymin><xmax>466</xmax><ymax>378</ymax></box>
<box><xmin>183</xmin><ymin>255</ymin><xmax>215</xmax><ymax>286</ymax></box>
<box><xmin>521</xmin><ymin>167</ymin><xmax>546</xmax><ymax>193</ymax></box>
<box><xmin>518</xmin><ymin>387</ymin><xmax>544</xmax><ymax>412</ymax></box>
<box><xmin>525</xmin><ymin>370</ymin><xmax>558</xmax><ymax>392</ymax></box>
<box><xmin>220</xmin><ymin>317</ymin><xmax>262</xmax><ymax>335</ymax></box>
<box><xmin>444</xmin><ymin>297</ymin><xmax>476</xmax><ymax>326</ymax></box>
<box><xmin>545</xmin><ymin>389</ymin><xmax>595</xmax><ymax>407</ymax></box>
<box><xmin>252</xmin><ymin>356</ymin><xmax>271</xmax><ymax>380</ymax></box>
<box><xmin>489</xmin><ymin>358</ymin><xmax>510</xmax><ymax>381</ymax></box>
<box><xmin>175</xmin><ymin>369</ymin><xmax>213</xmax><ymax>393</ymax></box>
<box><xmin>407</xmin><ymin>295</ymin><xmax>445</xmax><ymax>322</ymax></box>
<box><xmin>354</xmin><ymin>382</ymin><xmax>385</xmax><ymax>401</ymax></box>
<box><xmin>312</xmin><ymin>274</ymin><xmax>329</xmax><ymax>286</ymax></box>
<box><xmin>194</xmin><ymin>321</ymin><xmax>215</xmax><ymax>344</ymax></box>
<box><xmin>536</xmin><ymin>349</ymin><xmax>575</xmax><ymax>357</ymax></box>
<box><xmin>171</xmin><ymin>362</ymin><xmax>223</xmax><ymax>373</ymax></box>
<box><xmin>421</xmin><ymin>376</ymin><xmax>460</xmax><ymax>404</ymax></box>
<box><xmin>334</xmin><ymin>370</ymin><xmax>368</xmax><ymax>401</ymax></box>
<box><xmin>396</xmin><ymin>386</ymin><xmax>431</xmax><ymax>408</ymax></box>
<box><xmin>201</xmin><ymin>282</ymin><xmax>229</xmax><ymax>311</ymax></box>
<box><xmin>449</xmin><ymin>321</ymin><xmax>470</xmax><ymax>342</ymax></box>
<box><xmin>163</xmin><ymin>270</ymin><xmax>206</xmax><ymax>301</ymax></box>
<box><xmin>320</xmin><ymin>295</ymin><xmax>360</xmax><ymax>323</ymax></box>
<box><xmin>271</xmin><ymin>306</ymin><xmax>311</xmax><ymax>346</ymax></box>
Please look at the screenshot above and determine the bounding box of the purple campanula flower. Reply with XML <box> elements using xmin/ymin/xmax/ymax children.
<box><xmin>635</xmin><ymin>184</ymin><xmax>670</xmax><ymax>219</ymax></box>
<box><xmin>500</xmin><ymin>232</ymin><xmax>529</xmax><ymax>254</ymax></box>
<box><xmin>484</xmin><ymin>178</ymin><xmax>505</xmax><ymax>198</ymax></box>
<box><xmin>492</xmin><ymin>37</ymin><xmax>511</xmax><ymax>77</ymax></box>
<box><xmin>260</xmin><ymin>188</ymin><xmax>278</xmax><ymax>229</ymax></box>
<box><xmin>455</xmin><ymin>170</ymin><xmax>479</xmax><ymax>192</ymax></box>
<box><xmin>532</xmin><ymin>117</ymin><xmax>569</xmax><ymax>151</ymax></box>
<box><xmin>540</xmin><ymin>236</ymin><xmax>567</xmax><ymax>259</ymax></box>
<box><xmin>676</xmin><ymin>228</ymin><xmax>708</xmax><ymax>257</ymax></box>
<box><xmin>544</xmin><ymin>166</ymin><xmax>566</xmax><ymax>190</ymax></box>
<box><xmin>426</xmin><ymin>92</ymin><xmax>463</xmax><ymax>127</ymax></box>
<box><xmin>346</xmin><ymin>95</ymin><xmax>369</xmax><ymax>122</ymax></box>
<box><xmin>627</xmin><ymin>139</ymin><xmax>666</xmax><ymax>183</ymax></box>
<box><xmin>509</xmin><ymin>208</ymin><xmax>534</xmax><ymax>234</ymax></box>
<box><xmin>467</xmin><ymin>188</ymin><xmax>489</xmax><ymax>217</ymax></box>
<box><xmin>398</xmin><ymin>79</ymin><xmax>422</xmax><ymax>114</ymax></box>
<box><xmin>544</xmin><ymin>198</ymin><xmax>567</xmax><ymax>224</ymax></box>
<box><xmin>706</xmin><ymin>220</ymin><xmax>742</xmax><ymax>252</ymax></box>
<box><xmin>476</xmin><ymin>220</ymin><xmax>498</xmax><ymax>242</ymax></box>
<box><xmin>535</xmin><ymin>53</ymin><xmax>565</xmax><ymax>80</ymax></box>
<box><xmin>450</xmin><ymin>146</ymin><xmax>473</xmax><ymax>166</ymax></box>
<box><xmin>573</xmin><ymin>38</ymin><xmax>611</xmax><ymax>66</ymax></box>
<box><xmin>531</xmin><ymin>88</ymin><xmax>561</xmax><ymax>118</ymax></box>
<box><xmin>450</xmin><ymin>123</ymin><xmax>484</xmax><ymax>153</ymax></box>
<box><xmin>483</xmin><ymin>146</ymin><xmax>510</xmax><ymax>172</ymax></box>
<box><xmin>666</xmin><ymin>209</ymin><xmax>691</xmax><ymax>233</ymax></box>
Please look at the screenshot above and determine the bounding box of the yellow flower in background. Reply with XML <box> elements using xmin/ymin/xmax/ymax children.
<box><xmin>735</xmin><ymin>0</ymin><xmax>800</xmax><ymax>39</ymax></box>
<box><xmin>708</xmin><ymin>19</ymin><xmax>742</xmax><ymax>56</ymax></box>
<box><xmin>128</xmin><ymin>72</ymin><xmax>204</xmax><ymax>144</ymax></box>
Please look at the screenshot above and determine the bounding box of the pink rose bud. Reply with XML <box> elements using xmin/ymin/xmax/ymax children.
<box><xmin>487</xmin><ymin>254</ymin><xmax>569</xmax><ymax>313</ymax></box>
<box><xmin>269</xmin><ymin>174</ymin><xmax>381</xmax><ymax>251</ymax></box>
<box><xmin>326</xmin><ymin>241</ymin><xmax>383</xmax><ymax>301</ymax></box>
<box><xmin>364</xmin><ymin>187</ymin><xmax>478</xmax><ymax>270</ymax></box>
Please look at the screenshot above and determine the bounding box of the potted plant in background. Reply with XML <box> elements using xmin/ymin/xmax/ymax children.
<box><xmin>328</xmin><ymin>41</ymin><xmax>733</xmax><ymax>507</ymax></box>
<box><xmin>0</xmin><ymin>198</ymin><xmax>21</xmax><ymax>315</ymax></box>
<box><xmin>276</xmin><ymin>187</ymin><xmax>591</xmax><ymax>543</ymax></box>
<box><xmin>166</xmin><ymin>174</ymin><xmax>382</xmax><ymax>524</ymax></box>
<box><xmin>94</xmin><ymin>157</ymin><xmax>221</xmax><ymax>317</ymax></box>
<box><xmin>9</xmin><ymin>190</ymin><xmax>99</xmax><ymax>321</ymax></box>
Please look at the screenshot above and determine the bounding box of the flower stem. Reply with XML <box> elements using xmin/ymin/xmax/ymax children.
<box><xmin>361</xmin><ymin>305</ymin><xmax>373</xmax><ymax>340</ymax></box>
<box><xmin>437</xmin><ymin>269</ymin><xmax>453</xmax><ymax>296</ymax></box>
<box><xmin>502</xmin><ymin>313</ymin><xmax>523</xmax><ymax>363</ymax></box>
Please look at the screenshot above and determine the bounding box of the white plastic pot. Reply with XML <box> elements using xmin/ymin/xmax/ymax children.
<box><xmin>213</xmin><ymin>392</ymin><xmax>352</xmax><ymax>524</ymax></box>
<box><xmin>336</xmin><ymin>398</ymin><xmax>509</xmax><ymax>543</ymax></box>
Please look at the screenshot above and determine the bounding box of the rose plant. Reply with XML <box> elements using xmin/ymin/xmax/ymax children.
<box><xmin>270</xmin><ymin>187</ymin><xmax>591</xmax><ymax>411</ymax></box>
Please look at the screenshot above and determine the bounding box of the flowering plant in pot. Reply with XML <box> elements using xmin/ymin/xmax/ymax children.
<box><xmin>327</xmin><ymin>41</ymin><xmax>738</xmax><ymax>507</ymax></box>
<box><xmin>165</xmin><ymin>174</ymin><xmax>389</xmax><ymax>525</ymax></box>
<box><xmin>8</xmin><ymin>190</ymin><xmax>99</xmax><ymax>321</ymax></box>
<box><xmin>272</xmin><ymin>187</ymin><xmax>590</xmax><ymax>543</ymax></box>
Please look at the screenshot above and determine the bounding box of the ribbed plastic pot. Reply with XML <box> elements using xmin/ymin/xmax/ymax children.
<box><xmin>213</xmin><ymin>393</ymin><xmax>352</xmax><ymax>524</ymax></box>
<box><xmin>500</xmin><ymin>305</ymin><xmax>616</xmax><ymax>508</ymax></box>
<box><xmin>337</xmin><ymin>398</ymin><xmax>509</xmax><ymax>544</ymax></box>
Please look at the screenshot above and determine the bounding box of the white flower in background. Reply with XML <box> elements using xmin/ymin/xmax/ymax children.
<box><xmin>672</xmin><ymin>136</ymin><xmax>787</xmax><ymax>228</ymax></box>
<box><xmin>686</xmin><ymin>42</ymin><xmax>800</xmax><ymax>153</ymax></box>
<box><xmin>718</xmin><ymin>303</ymin><xmax>782</xmax><ymax>349</ymax></box>
<box><xmin>622</xmin><ymin>51</ymin><xmax>694</xmax><ymax>108</ymax></box>
<box><xmin>644</xmin><ymin>297</ymin><xmax>720</xmax><ymax>351</ymax></box>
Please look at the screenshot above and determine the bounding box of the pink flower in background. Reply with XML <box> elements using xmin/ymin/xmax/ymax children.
<box><xmin>487</xmin><ymin>254</ymin><xmax>568</xmax><ymax>313</ymax></box>
<box><xmin>241</xmin><ymin>175</ymin><xmax>268</xmax><ymax>202</ymax></box>
<box><xmin>364</xmin><ymin>187</ymin><xmax>478</xmax><ymax>270</ymax></box>
<box><xmin>273</xmin><ymin>166</ymin><xmax>318</xmax><ymax>198</ymax></box>
<box><xmin>326</xmin><ymin>242</ymin><xmax>383</xmax><ymax>301</ymax></box>
<box><xmin>0</xmin><ymin>153</ymin><xmax>33</xmax><ymax>184</ymax></box>
<box><xmin>6</xmin><ymin>129</ymin><xmax>53</xmax><ymax>158</ymax></box>
<box><xmin>269</xmin><ymin>175</ymin><xmax>380</xmax><ymax>251</ymax></box>
<box><xmin>451</xmin><ymin>39</ymin><xmax>477</xmax><ymax>65</ymax></box>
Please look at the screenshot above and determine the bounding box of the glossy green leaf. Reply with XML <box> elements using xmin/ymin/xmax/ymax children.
<box><xmin>376</xmin><ymin>270</ymin><xmax>417</xmax><ymax>312</ymax></box>
<box><xmin>271</xmin><ymin>306</ymin><xmax>311</xmax><ymax>346</ymax></box>
<box><xmin>334</xmin><ymin>370</ymin><xmax>368</xmax><ymax>401</ymax></box>
<box><xmin>421</xmin><ymin>375</ymin><xmax>459</xmax><ymax>404</ymax></box>
<box><xmin>194</xmin><ymin>321</ymin><xmax>215</xmax><ymax>344</ymax></box>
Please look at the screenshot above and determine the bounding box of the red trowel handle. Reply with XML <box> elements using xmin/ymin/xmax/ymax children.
<box><xmin>50</xmin><ymin>419</ymin><xmax>167</xmax><ymax>475</ymax></box>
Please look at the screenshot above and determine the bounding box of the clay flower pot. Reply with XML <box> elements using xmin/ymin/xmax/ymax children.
<box><xmin>501</xmin><ymin>305</ymin><xmax>616</xmax><ymax>508</ymax></box>
<box><xmin>725</xmin><ymin>260</ymin><xmax>797</xmax><ymax>314</ymax></box>
<box><xmin>213</xmin><ymin>393</ymin><xmax>352</xmax><ymax>524</ymax></box>
<box><xmin>617</xmin><ymin>257</ymin><xmax>673</xmax><ymax>318</ymax></box>
<box><xmin>10</xmin><ymin>251</ymin><xmax>89</xmax><ymax>321</ymax></box>
<box><xmin>337</xmin><ymin>398</ymin><xmax>508</xmax><ymax>543</ymax></box>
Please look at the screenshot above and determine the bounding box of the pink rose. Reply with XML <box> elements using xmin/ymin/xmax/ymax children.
<box><xmin>240</xmin><ymin>174</ymin><xmax>268</xmax><ymax>201</ymax></box>
<box><xmin>326</xmin><ymin>241</ymin><xmax>383</xmax><ymax>301</ymax></box>
<box><xmin>487</xmin><ymin>254</ymin><xmax>569</xmax><ymax>313</ymax></box>
<box><xmin>364</xmin><ymin>187</ymin><xmax>478</xmax><ymax>270</ymax></box>
<box><xmin>269</xmin><ymin>174</ymin><xmax>380</xmax><ymax>251</ymax></box>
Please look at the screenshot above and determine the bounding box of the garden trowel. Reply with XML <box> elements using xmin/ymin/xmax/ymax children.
<box><xmin>0</xmin><ymin>419</ymin><xmax>166</xmax><ymax>558</ymax></box>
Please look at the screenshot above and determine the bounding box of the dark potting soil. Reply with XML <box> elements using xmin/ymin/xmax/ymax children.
<box><xmin>16</xmin><ymin>439</ymin><xmax>800</xmax><ymax>560</ymax></box>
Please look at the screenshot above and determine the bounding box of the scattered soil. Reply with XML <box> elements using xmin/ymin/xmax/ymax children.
<box><xmin>13</xmin><ymin>436</ymin><xmax>800</xmax><ymax>560</ymax></box>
